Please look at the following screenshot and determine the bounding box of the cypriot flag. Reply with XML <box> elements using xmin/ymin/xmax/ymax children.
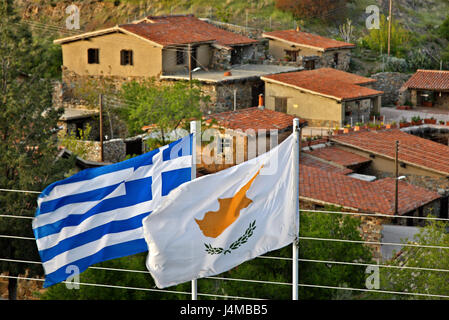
<box><xmin>142</xmin><ymin>134</ymin><xmax>297</xmax><ymax>288</ymax></box>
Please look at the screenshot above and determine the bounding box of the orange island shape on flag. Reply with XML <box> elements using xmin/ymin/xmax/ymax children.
<box><xmin>194</xmin><ymin>166</ymin><xmax>263</xmax><ymax>238</ymax></box>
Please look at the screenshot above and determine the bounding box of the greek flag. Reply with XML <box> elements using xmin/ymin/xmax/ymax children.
<box><xmin>33</xmin><ymin>135</ymin><xmax>192</xmax><ymax>288</ymax></box>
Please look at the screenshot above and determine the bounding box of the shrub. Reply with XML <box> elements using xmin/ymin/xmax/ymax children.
<box><xmin>275</xmin><ymin>0</ymin><xmax>348</xmax><ymax>22</ymax></box>
<box><xmin>385</xmin><ymin>56</ymin><xmax>409</xmax><ymax>73</ymax></box>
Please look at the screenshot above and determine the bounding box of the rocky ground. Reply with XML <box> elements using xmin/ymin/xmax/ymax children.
<box><xmin>0</xmin><ymin>273</ymin><xmax>45</xmax><ymax>300</ymax></box>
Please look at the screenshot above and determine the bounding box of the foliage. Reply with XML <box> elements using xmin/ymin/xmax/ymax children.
<box><xmin>39</xmin><ymin>206</ymin><xmax>373</xmax><ymax>300</ymax></box>
<box><xmin>297</xmin><ymin>208</ymin><xmax>374</xmax><ymax>299</ymax></box>
<box><xmin>442</xmin><ymin>45</ymin><xmax>449</xmax><ymax>69</ymax></box>
<box><xmin>406</xmin><ymin>49</ymin><xmax>439</xmax><ymax>72</ymax></box>
<box><xmin>119</xmin><ymin>78</ymin><xmax>208</xmax><ymax>142</ymax></box>
<box><xmin>70</xmin><ymin>77</ymin><xmax>116</xmax><ymax>109</ymax></box>
<box><xmin>275</xmin><ymin>0</ymin><xmax>348</xmax><ymax>22</ymax></box>
<box><xmin>212</xmin><ymin>206</ymin><xmax>373</xmax><ymax>300</ymax></box>
<box><xmin>376</xmin><ymin>219</ymin><xmax>449</xmax><ymax>299</ymax></box>
<box><xmin>339</xmin><ymin>18</ymin><xmax>354</xmax><ymax>43</ymax></box>
<box><xmin>59</xmin><ymin>124</ymin><xmax>93</xmax><ymax>159</ymax></box>
<box><xmin>439</xmin><ymin>15</ymin><xmax>449</xmax><ymax>41</ymax></box>
<box><xmin>363</xmin><ymin>14</ymin><xmax>410</xmax><ymax>58</ymax></box>
<box><xmin>35</xmin><ymin>38</ymin><xmax>62</xmax><ymax>79</ymax></box>
<box><xmin>41</xmin><ymin>253</ymin><xmax>191</xmax><ymax>300</ymax></box>
<box><xmin>384</xmin><ymin>56</ymin><xmax>409</xmax><ymax>73</ymax></box>
<box><xmin>0</xmin><ymin>0</ymin><xmax>75</xmax><ymax>299</ymax></box>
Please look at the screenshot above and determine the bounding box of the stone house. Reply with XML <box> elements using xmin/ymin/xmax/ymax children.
<box><xmin>54</xmin><ymin>14</ymin><xmax>303</xmax><ymax>113</ymax></box>
<box><xmin>400</xmin><ymin>70</ymin><xmax>449</xmax><ymax>109</ymax></box>
<box><xmin>262</xmin><ymin>28</ymin><xmax>355</xmax><ymax>71</ymax></box>
<box><xmin>261</xmin><ymin>68</ymin><xmax>383</xmax><ymax>128</ymax></box>
<box><xmin>199</xmin><ymin>105</ymin><xmax>301</xmax><ymax>173</ymax></box>
<box><xmin>330</xmin><ymin>128</ymin><xmax>449</xmax><ymax>219</ymax></box>
<box><xmin>55</xmin><ymin>15</ymin><xmax>259</xmax><ymax>80</ymax></box>
<box><xmin>299</xmin><ymin>158</ymin><xmax>440</xmax><ymax>260</ymax></box>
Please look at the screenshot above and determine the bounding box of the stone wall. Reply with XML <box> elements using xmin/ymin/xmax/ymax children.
<box><xmin>210</xmin><ymin>47</ymin><xmax>232</xmax><ymax>71</ymax></box>
<box><xmin>321</xmin><ymin>50</ymin><xmax>352</xmax><ymax>71</ymax></box>
<box><xmin>199</xmin><ymin>18</ymin><xmax>263</xmax><ymax>40</ymax></box>
<box><xmin>73</xmin><ymin>139</ymin><xmax>126</xmax><ymax>163</ymax></box>
<box><xmin>370</xmin><ymin>72</ymin><xmax>412</xmax><ymax>107</ymax></box>
<box><xmin>61</xmin><ymin>67</ymin><xmax>260</xmax><ymax>114</ymax></box>
<box><xmin>201</xmin><ymin>79</ymin><xmax>261</xmax><ymax>113</ymax></box>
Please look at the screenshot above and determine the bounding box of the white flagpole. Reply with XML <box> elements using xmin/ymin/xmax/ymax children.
<box><xmin>190</xmin><ymin>120</ymin><xmax>198</xmax><ymax>300</ymax></box>
<box><xmin>292</xmin><ymin>118</ymin><xmax>300</xmax><ymax>300</ymax></box>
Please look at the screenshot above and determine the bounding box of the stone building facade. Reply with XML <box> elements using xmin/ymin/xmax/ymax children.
<box><xmin>262</xmin><ymin>29</ymin><xmax>355</xmax><ymax>71</ymax></box>
<box><xmin>370</xmin><ymin>72</ymin><xmax>412</xmax><ymax>107</ymax></box>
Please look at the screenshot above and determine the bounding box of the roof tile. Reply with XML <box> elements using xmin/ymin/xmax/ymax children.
<box><xmin>331</xmin><ymin>129</ymin><xmax>449</xmax><ymax>175</ymax></box>
<box><xmin>262</xmin><ymin>68</ymin><xmax>382</xmax><ymax>101</ymax></box>
<box><xmin>300</xmin><ymin>164</ymin><xmax>440</xmax><ymax>215</ymax></box>
<box><xmin>263</xmin><ymin>29</ymin><xmax>355</xmax><ymax>51</ymax></box>
<box><xmin>121</xmin><ymin>15</ymin><xmax>257</xmax><ymax>47</ymax></box>
<box><xmin>205</xmin><ymin>107</ymin><xmax>303</xmax><ymax>131</ymax></box>
<box><xmin>403</xmin><ymin>70</ymin><xmax>449</xmax><ymax>91</ymax></box>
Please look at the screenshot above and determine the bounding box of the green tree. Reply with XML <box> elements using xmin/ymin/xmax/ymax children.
<box><xmin>439</xmin><ymin>15</ymin><xmax>449</xmax><ymax>41</ymax></box>
<box><xmin>41</xmin><ymin>253</ymin><xmax>191</xmax><ymax>300</ymax></box>
<box><xmin>0</xmin><ymin>0</ymin><xmax>74</xmax><ymax>299</ymax></box>
<box><xmin>363</xmin><ymin>14</ymin><xmax>409</xmax><ymax>58</ymax></box>
<box><xmin>119</xmin><ymin>78</ymin><xmax>208</xmax><ymax>143</ymax></box>
<box><xmin>210</xmin><ymin>207</ymin><xmax>374</xmax><ymax>300</ymax></box>
<box><xmin>378</xmin><ymin>219</ymin><xmax>449</xmax><ymax>300</ymax></box>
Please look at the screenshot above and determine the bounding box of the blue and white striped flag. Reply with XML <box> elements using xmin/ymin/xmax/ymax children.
<box><xmin>33</xmin><ymin>135</ymin><xmax>193</xmax><ymax>287</ymax></box>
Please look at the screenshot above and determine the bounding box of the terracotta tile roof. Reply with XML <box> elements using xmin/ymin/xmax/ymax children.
<box><xmin>205</xmin><ymin>107</ymin><xmax>303</xmax><ymax>131</ymax></box>
<box><xmin>262</xmin><ymin>68</ymin><xmax>382</xmax><ymax>101</ymax></box>
<box><xmin>301</xmin><ymin>154</ymin><xmax>354</xmax><ymax>175</ymax></box>
<box><xmin>331</xmin><ymin>129</ymin><xmax>449</xmax><ymax>176</ymax></box>
<box><xmin>55</xmin><ymin>15</ymin><xmax>257</xmax><ymax>47</ymax></box>
<box><xmin>403</xmin><ymin>70</ymin><xmax>449</xmax><ymax>91</ymax></box>
<box><xmin>262</xmin><ymin>29</ymin><xmax>355</xmax><ymax>51</ymax></box>
<box><xmin>299</xmin><ymin>164</ymin><xmax>440</xmax><ymax>215</ymax></box>
<box><xmin>120</xmin><ymin>22</ymin><xmax>216</xmax><ymax>46</ymax></box>
<box><xmin>128</xmin><ymin>15</ymin><xmax>258</xmax><ymax>47</ymax></box>
<box><xmin>304</xmin><ymin>146</ymin><xmax>371</xmax><ymax>168</ymax></box>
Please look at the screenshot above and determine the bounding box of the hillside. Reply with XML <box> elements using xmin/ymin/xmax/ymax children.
<box><xmin>16</xmin><ymin>0</ymin><xmax>449</xmax><ymax>75</ymax></box>
<box><xmin>17</xmin><ymin>0</ymin><xmax>449</xmax><ymax>35</ymax></box>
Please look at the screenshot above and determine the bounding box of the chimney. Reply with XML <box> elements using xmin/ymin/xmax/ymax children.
<box><xmin>296</xmin><ymin>25</ymin><xmax>301</xmax><ymax>32</ymax></box>
<box><xmin>258</xmin><ymin>94</ymin><xmax>264</xmax><ymax>110</ymax></box>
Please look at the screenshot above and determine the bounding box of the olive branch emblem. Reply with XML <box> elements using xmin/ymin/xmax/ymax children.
<box><xmin>204</xmin><ymin>220</ymin><xmax>256</xmax><ymax>255</ymax></box>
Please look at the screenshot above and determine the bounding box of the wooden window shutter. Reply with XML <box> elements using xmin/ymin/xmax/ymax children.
<box><xmin>120</xmin><ymin>50</ymin><xmax>125</xmax><ymax>65</ymax></box>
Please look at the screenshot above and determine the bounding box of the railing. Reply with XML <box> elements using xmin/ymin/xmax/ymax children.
<box><xmin>2</xmin><ymin>188</ymin><xmax>449</xmax><ymax>300</ymax></box>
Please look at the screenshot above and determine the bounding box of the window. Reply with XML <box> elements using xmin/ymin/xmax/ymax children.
<box><xmin>334</xmin><ymin>52</ymin><xmax>339</xmax><ymax>66</ymax></box>
<box><xmin>120</xmin><ymin>50</ymin><xmax>133</xmax><ymax>66</ymax></box>
<box><xmin>274</xmin><ymin>97</ymin><xmax>287</xmax><ymax>113</ymax></box>
<box><xmin>304</xmin><ymin>60</ymin><xmax>315</xmax><ymax>70</ymax></box>
<box><xmin>176</xmin><ymin>49</ymin><xmax>185</xmax><ymax>65</ymax></box>
<box><xmin>285</xmin><ymin>50</ymin><xmax>298</xmax><ymax>62</ymax></box>
<box><xmin>87</xmin><ymin>48</ymin><xmax>99</xmax><ymax>64</ymax></box>
<box><xmin>217</xmin><ymin>136</ymin><xmax>232</xmax><ymax>155</ymax></box>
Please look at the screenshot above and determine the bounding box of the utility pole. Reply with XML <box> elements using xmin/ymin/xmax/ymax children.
<box><xmin>387</xmin><ymin>0</ymin><xmax>392</xmax><ymax>57</ymax></box>
<box><xmin>394</xmin><ymin>140</ymin><xmax>399</xmax><ymax>215</ymax></box>
<box><xmin>188</xmin><ymin>44</ymin><xmax>192</xmax><ymax>88</ymax></box>
<box><xmin>99</xmin><ymin>94</ymin><xmax>104</xmax><ymax>162</ymax></box>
